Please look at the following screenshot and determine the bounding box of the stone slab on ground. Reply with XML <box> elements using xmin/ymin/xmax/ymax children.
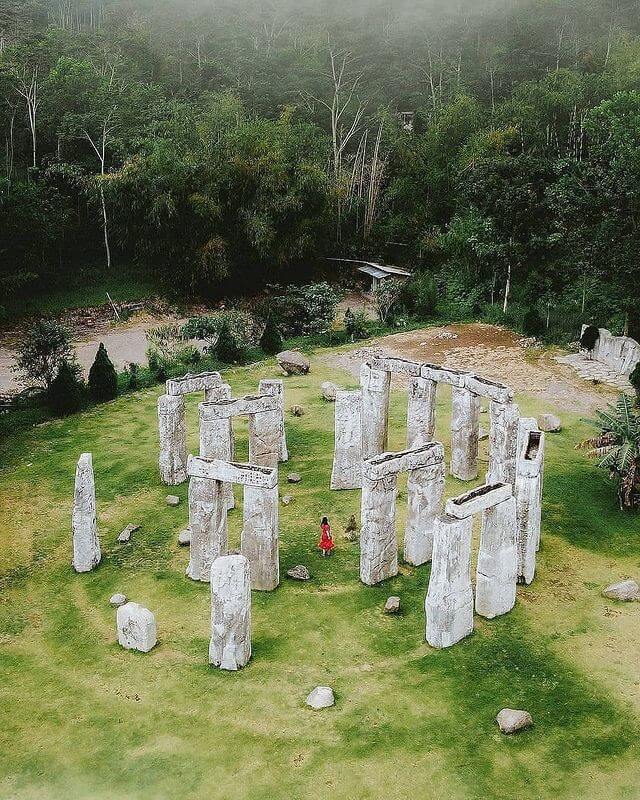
<box><xmin>496</xmin><ymin>708</ymin><xmax>533</xmax><ymax>734</ymax></box>
<box><xmin>287</xmin><ymin>565</ymin><xmax>310</xmax><ymax>581</ymax></box>
<box><xmin>166</xmin><ymin>495</ymin><xmax>181</xmax><ymax>506</ymax></box>
<box><xmin>305</xmin><ymin>686</ymin><xmax>335</xmax><ymax>710</ymax></box>
<box><xmin>555</xmin><ymin>353</ymin><xmax>632</xmax><ymax>391</ymax></box>
<box><xmin>602</xmin><ymin>579</ymin><xmax>640</xmax><ymax>601</ymax></box>
<box><xmin>384</xmin><ymin>596</ymin><xmax>401</xmax><ymax>614</ymax></box>
<box><xmin>117</xmin><ymin>523</ymin><xmax>140</xmax><ymax>543</ymax></box>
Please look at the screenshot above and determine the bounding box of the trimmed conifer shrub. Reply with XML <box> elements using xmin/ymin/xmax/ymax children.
<box><xmin>88</xmin><ymin>343</ymin><xmax>118</xmax><ymax>401</ymax></box>
<box><xmin>260</xmin><ymin>317</ymin><xmax>283</xmax><ymax>355</ymax></box>
<box><xmin>522</xmin><ymin>308</ymin><xmax>544</xmax><ymax>337</ymax></box>
<box><xmin>216</xmin><ymin>322</ymin><xmax>243</xmax><ymax>363</ymax></box>
<box><xmin>47</xmin><ymin>361</ymin><xmax>84</xmax><ymax>416</ymax></box>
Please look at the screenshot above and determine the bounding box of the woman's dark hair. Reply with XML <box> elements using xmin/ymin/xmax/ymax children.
<box><xmin>321</xmin><ymin>516</ymin><xmax>328</xmax><ymax>525</ymax></box>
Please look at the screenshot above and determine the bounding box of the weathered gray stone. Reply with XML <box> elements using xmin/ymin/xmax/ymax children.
<box><xmin>199</xmin><ymin>384</ymin><xmax>235</xmax><ymax>510</ymax></box>
<box><xmin>248</xmin><ymin>400</ymin><xmax>281</xmax><ymax>469</ymax></box>
<box><xmin>465</xmin><ymin>375</ymin><xmax>513</xmax><ymax>404</ymax></box>
<box><xmin>116</xmin><ymin>602</ymin><xmax>157</xmax><ymax>652</ymax></box>
<box><xmin>406</xmin><ymin>376</ymin><xmax>437</xmax><ymax>449</ymax></box>
<box><xmin>241</xmin><ymin>484</ymin><xmax>279</xmax><ymax>591</ymax></box>
<box><xmin>425</xmin><ymin>514</ymin><xmax>474</xmax><ymax>649</ymax></box>
<box><xmin>446</xmin><ymin>482</ymin><xmax>512</xmax><ymax>519</ymax></box>
<box><xmin>188</xmin><ymin>456</ymin><xmax>278</xmax><ymax>489</ymax></box>
<box><xmin>291</xmin><ymin>405</ymin><xmax>305</xmax><ymax>417</ymax></box>
<box><xmin>166</xmin><ymin>371</ymin><xmax>222</xmax><ymax>397</ymax></box>
<box><xmin>117</xmin><ymin>523</ymin><xmax>139</xmax><ymax>543</ymax></box>
<box><xmin>72</xmin><ymin>453</ymin><xmax>101</xmax><ymax>573</ymax></box>
<box><xmin>305</xmin><ymin>686</ymin><xmax>335</xmax><ymax>710</ymax></box>
<box><xmin>277</xmin><ymin>350</ymin><xmax>310</xmax><ymax>375</ymax></box>
<box><xmin>370</xmin><ymin>356</ymin><xmax>422</xmax><ymax>377</ymax></box>
<box><xmin>360</xmin><ymin>471</ymin><xmax>398</xmax><ymax>586</ymax></box>
<box><xmin>384</xmin><ymin>596</ymin><xmax>401</xmax><ymax>614</ymax></box>
<box><xmin>166</xmin><ymin>495</ymin><xmax>181</xmax><ymax>506</ymax></box>
<box><xmin>360</xmin><ymin>362</ymin><xmax>391</xmax><ymax>458</ymax></box>
<box><xmin>475</xmin><ymin>497</ymin><xmax>518</xmax><ymax>619</ymax></box>
<box><xmin>496</xmin><ymin>708</ymin><xmax>533</xmax><ymax>734</ymax></box>
<box><xmin>109</xmin><ymin>593</ymin><xmax>127</xmax><ymax>607</ymax></box>
<box><xmin>287</xmin><ymin>472</ymin><xmax>302</xmax><ymax>484</ymax></box>
<box><xmin>420</xmin><ymin>364</ymin><xmax>467</xmax><ymax>387</ymax></box>
<box><xmin>158</xmin><ymin>394</ymin><xmax>188</xmax><ymax>485</ymax></box>
<box><xmin>281</xmin><ymin>495</ymin><xmax>293</xmax><ymax>505</ymax></box>
<box><xmin>287</xmin><ymin>565</ymin><xmax>310</xmax><ymax>581</ymax></box>
<box><xmin>403</xmin><ymin>450</ymin><xmax>446</xmax><ymax>567</ymax></box>
<box><xmin>178</xmin><ymin>529</ymin><xmax>191</xmax><ymax>546</ymax></box>
<box><xmin>259</xmin><ymin>378</ymin><xmax>288</xmax><ymax>463</ymax></box>
<box><xmin>209</xmin><ymin>555</ymin><xmax>252</xmax><ymax>671</ymax></box>
<box><xmin>487</xmin><ymin>401</ymin><xmax>520</xmax><ymax>486</ymax></box>
<box><xmin>602</xmin><ymin>580</ymin><xmax>640</xmax><ymax>601</ymax></box>
<box><xmin>330</xmin><ymin>390</ymin><xmax>363</xmax><ymax>490</ymax></box>
<box><xmin>450</xmin><ymin>386</ymin><xmax>481</xmax><ymax>481</ymax></box>
<box><xmin>515</xmin><ymin>426</ymin><xmax>544</xmax><ymax>584</ymax></box>
<box><xmin>321</xmin><ymin>381</ymin><xmax>339</xmax><ymax>401</ymax></box>
<box><xmin>200</xmin><ymin>393</ymin><xmax>280</xmax><ymax>420</ymax></box>
<box><xmin>186</xmin><ymin>477</ymin><xmax>227</xmax><ymax>582</ymax></box>
<box><xmin>539</xmin><ymin>413</ymin><xmax>562</xmax><ymax>432</ymax></box>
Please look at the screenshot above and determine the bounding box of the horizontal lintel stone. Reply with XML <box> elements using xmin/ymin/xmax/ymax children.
<box><xmin>199</xmin><ymin>394</ymin><xmax>280</xmax><ymax>420</ymax></box>
<box><xmin>166</xmin><ymin>372</ymin><xmax>222</xmax><ymax>396</ymax></box>
<box><xmin>445</xmin><ymin>482</ymin><xmax>513</xmax><ymax>518</ymax></box>
<box><xmin>420</xmin><ymin>364</ymin><xmax>469</xmax><ymax>387</ymax></box>
<box><xmin>363</xmin><ymin>442</ymin><xmax>445</xmax><ymax>480</ymax></box>
<box><xmin>187</xmin><ymin>455</ymin><xmax>278</xmax><ymax>488</ymax></box>
<box><xmin>464</xmin><ymin>375</ymin><xmax>514</xmax><ymax>403</ymax></box>
<box><xmin>369</xmin><ymin>357</ymin><xmax>423</xmax><ymax>377</ymax></box>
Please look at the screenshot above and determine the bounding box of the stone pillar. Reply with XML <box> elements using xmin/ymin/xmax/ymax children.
<box><xmin>187</xmin><ymin>476</ymin><xmax>228</xmax><ymax>582</ymax></box>
<box><xmin>209</xmin><ymin>554</ymin><xmax>252</xmax><ymax>671</ymax></box>
<box><xmin>241</xmin><ymin>484</ymin><xmax>279</xmax><ymax>591</ymax></box>
<box><xmin>360</xmin><ymin>472</ymin><xmax>398</xmax><ymax>585</ymax></box>
<box><xmin>475</xmin><ymin>497</ymin><xmax>518</xmax><ymax>618</ymax></box>
<box><xmin>450</xmin><ymin>387</ymin><xmax>480</xmax><ymax>481</ymax></box>
<box><xmin>425</xmin><ymin>514</ymin><xmax>473</xmax><ymax>649</ymax></box>
<box><xmin>259</xmin><ymin>379</ymin><xmax>288</xmax><ymax>462</ymax></box>
<box><xmin>360</xmin><ymin>363</ymin><xmax>391</xmax><ymax>459</ymax></box>
<box><xmin>515</xmin><ymin>428</ymin><xmax>544</xmax><ymax>585</ymax></box>
<box><xmin>330</xmin><ymin>390</ymin><xmax>363</xmax><ymax>490</ymax></box>
<box><xmin>158</xmin><ymin>394</ymin><xmax>188</xmax><ymax>485</ymax></box>
<box><xmin>248</xmin><ymin>409</ymin><xmax>281</xmax><ymax>469</ymax></box>
<box><xmin>403</xmin><ymin>459</ymin><xmax>445</xmax><ymax>567</ymax></box>
<box><xmin>200</xmin><ymin>386</ymin><xmax>235</xmax><ymax>511</ymax></box>
<box><xmin>487</xmin><ymin>401</ymin><xmax>520</xmax><ymax>486</ymax></box>
<box><xmin>407</xmin><ymin>377</ymin><xmax>437</xmax><ymax>449</ymax></box>
<box><xmin>72</xmin><ymin>452</ymin><xmax>101</xmax><ymax>573</ymax></box>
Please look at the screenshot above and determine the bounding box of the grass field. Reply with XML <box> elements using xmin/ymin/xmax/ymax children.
<box><xmin>1</xmin><ymin>339</ymin><xmax>639</xmax><ymax>800</ymax></box>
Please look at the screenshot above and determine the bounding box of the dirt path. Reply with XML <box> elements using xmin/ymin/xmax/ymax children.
<box><xmin>325</xmin><ymin>322</ymin><xmax>618</xmax><ymax>414</ymax></box>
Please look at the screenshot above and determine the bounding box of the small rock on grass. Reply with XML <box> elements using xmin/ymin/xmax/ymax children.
<box><xmin>109</xmin><ymin>593</ymin><xmax>128</xmax><ymax>607</ymax></box>
<box><xmin>287</xmin><ymin>473</ymin><xmax>302</xmax><ymax>484</ymax></box>
<box><xmin>384</xmin><ymin>596</ymin><xmax>401</xmax><ymax>614</ymax></box>
<box><xmin>166</xmin><ymin>495</ymin><xmax>180</xmax><ymax>507</ymax></box>
<box><xmin>539</xmin><ymin>413</ymin><xmax>562</xmax><ymax>433</ymax></box>
<box><xmin>306</xmin><ymin>686</ymin><xmax>335</xmax><ymax>710</ymax></box>
<box><xmin>290</xmin><ymin>405</ymin><xmax>305</xmax><ymax>417</ymax></box>
<box><xmin>281</xmin><ymin>495</ymin><xmax>293</xmax><ymax>506</ymax></box>
<box><xmin>178</xmin><ymin>529</ymin><xmax>191</xmax><ymax>546</ymax></box>
<box><xmin>287</xmin><ymin>565</ymin><xmax>310</xmax><ymax>581</ymax></box>
<box><xmin>602</xmin><ymin>579</ymin><xmax>639</xmax><ymax>601</ymax></box>
<box><xmin>117</xmin><ymin>523</ymin><xmax>140</xmax><ymax>543</ymax></box>
<box><xmin>496</xmin><ymin>708</ymin><xmax>533</xmax><ymax>734</ymax></box>
<box><xmin>321</xmin><ymin>381</ymin><xmax>339</xmax><ymax>402</ymax></box>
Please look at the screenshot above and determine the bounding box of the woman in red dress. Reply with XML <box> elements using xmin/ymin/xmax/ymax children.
<box><xmin>318</xmin><ymin>516</ymin><xmax>335</xmax><ymax>557</ymax></box>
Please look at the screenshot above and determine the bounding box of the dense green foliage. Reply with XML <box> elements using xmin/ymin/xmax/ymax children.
<box><xmin>581</xmin><ymin>325</ymin><xmax>601</xmax><ymax>351</ymax></box>
<box><xmin>1</xmin><ymin>0</ymin><xmax>640</xmax><ymax>338</ymax></box>
<box><xmin>14</xmin><ymin>320</ymin><xmax>74</xmax><ymax>388</ymax></box>
<box><xmin>88</xmin><ymin>343</ymin><xmax>118</xmax><ymax>401</ymax></box>
<box><xmin>630</xmin><ymin>363</ymin><xmax>640</xmax><ymax>406</ymax></box>
<box><xmin>259</xmin><ymin>317</ymin><xmax>283</xmax><ymax>355</ymax></box>
<box><xmin>47</xmin><ymin>359</ymin><xmax>84</xmax><ymax>415</ymax></box>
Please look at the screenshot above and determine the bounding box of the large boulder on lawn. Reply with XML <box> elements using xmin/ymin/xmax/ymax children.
<box><xmin>306</xmin><ymin>686</ymin><xmax>335</xmax><ymax>710</ymax></box>
<box><xmin>496</xmin><ymin>708</ymin><xmax>533</xmax><ymax>734</ymax></box>
<box><xmin>277</xmin><ymin>350</ymin><xmax>310</xmax><ymax>376</ymax></box>
<box><xmin>321</xmin><ymin>382</ymin><xmax>339</xmax><ymax>402</ymax></box>
<box><xmin>287</xmin><ymin>565</ymin><xmax>310</xmax><ymax>581</ymax></box>
<box><xmin>602</xmin><ymin>579</ymin><xmax>640</xmax><ymax>601</ymax></box>
<box><xmin>539</xmin><ymin>413</ymin><xmax>562</xmax><ymax>433</ymax></box>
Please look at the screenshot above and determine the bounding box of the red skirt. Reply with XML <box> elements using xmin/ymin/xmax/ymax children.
<box><xmin>319</xmin><ymin>535</ymin><xmax>335</xmax><ymax>551</ymax></box>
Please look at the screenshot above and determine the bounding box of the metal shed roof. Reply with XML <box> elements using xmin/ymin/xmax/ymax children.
<box><xmin>327</xmin><ymin>258</ymin><xmax>412</xmax><ymax>278</ymax></box>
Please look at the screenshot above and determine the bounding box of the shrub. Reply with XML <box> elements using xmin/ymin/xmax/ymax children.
<box><xmin>260</xmin><ymin>317</ymin><xmax>283</xmax><ymax>355</ymax></box>
<box><xmin>265</xmin><ymin>283</ymin><xmax>342</xmax><ymax>336</ymax></box>
<box><xmin>344</xmin><ymin>307</ymin><xmax>368</xmax><ymax>341</ymax></box>
<box><xmin>630</xmin><ymin>363</ymin><xmax>640</xmax><ymax>406</ymax></box>
<box><xmin>127</xmin><ymin>363</ymin><xmax>140</xmax><ymax>391</ymax></box>
<box><xmin>182</xmin><ymin>310</ymin><xmax>256</xmax><ymax>354</ymax></box>
<box><xmin>403</xmin><ymin>272</ymin><xmax>438</xmax><ymax>318</ymax></box>
<box><xmin>88</xmin><ymin>343</ymin><xmax>118</xmax><ymax>401</ymax></box>
<box><xmin>522</xmin><ymin>308</ymin><xmax>544</xmax><ymax>337</ymax></box>
<box><xmin>580</xmin><ymin>325</ymin><xmax>600</xmax><ymax>351</ymax></box>
<box><xmin>13</xmin><ymin>320</ymin><xmax>74</xmax><ymax>389</ymax></box>
<box><xmin>216</xmin><ymin>322</ymin><xmax>243</xmax><ymax>363</ymax></box>
<box><xmin>47</xmin><ymin>361</ymin><xmax>84</xmax><ymax>416</ymax></box>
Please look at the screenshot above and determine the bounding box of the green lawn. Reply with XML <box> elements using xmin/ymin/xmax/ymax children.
<box><xmin>1</xmin><ymin>342</ymin><xmax>639</xmax><ymax>800</ymax></box>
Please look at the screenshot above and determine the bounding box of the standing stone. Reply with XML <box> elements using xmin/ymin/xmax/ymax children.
<box><xmin>187</xmin><ymin>476</ymin><xmax>228</xmax><ymax>582</ymax></box>
<box><xmin>450</xmin><ymin>387</ymin><xmax>480</xmax><ymax>481</ymax></box>
<box><xmin>515</xmin><ymin>427</ymin><xmax>545</xmax><ymax>584</ymax></box>
<box><xmin>116</xmin><ymin>602</ymin><xmax>157</xmax><ymax>652</ymax></box>
<box><xmin>241</xmin><ymin>484</ymin><xmax>279</xmax><ymax>591</ymax></box>
<box><xmin>158</xmin><ymin>394</ymin><xmax>188</xmax><ymax>485</ymax></box>
<box><xmin>403</xmin><ymin>457</ymin><xmax>446</xmax><ymax>567</ymax></box>
<box><xmin>407</xmin><ymin>377</ymin><xmax>437</xmax><ymax>449</ymax></box>
<box><xmin>248</xmin><ymin>407</ymin><xmax>281</xmax><ymax>469</ymax></box>
<box><xmin>360</xmin><ymin>472</ymin><xmax>398</xmax><ymax>586</ymax></box>
<box><xmin>475</xmin><ymin>496</ymin><xmax>518</xmax><ymax>619</ymax></box>
<box><xmin>259</xmin><ymin>378</ymin><xmax>288</xmax><ymax>462</ymax></box>
<box><xmin>199</xmin><ymin>385</ymin><xmax>235</xmax><ymax>510</ymax></box>
<box><xmin>209</xmin><ymin>555</ymin><xmax>251</xmax><ymax>671</ymax></box>
<box><xmin>425</xmin><ymin>514</ymin><xmax>474</xmax><ymax>649</ymax></box>
<box><xmin>330</xmin><ymin>390</ymin><xmax>363</xmax><ymax>490</ymax></box>
<box><xmin>487</xmin><ymin>401</ymin><xmax>520</xmax><ymax>486</ymax></box>
<box><xmin>360</xmin><ymin>363</ymin><xmax>391</xmax><ymax>459</ymax></box>
<box><xmin>72</xmin><ymin>453</ymin><xmax>101</xmax><ymax>573</ymax></box>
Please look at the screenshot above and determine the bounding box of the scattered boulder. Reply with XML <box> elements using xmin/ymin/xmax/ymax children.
<box><xmin>321</xmin><ymin>381</ymin><xmax>339</xmax><ymax>402</ymax></box>
<box><xmin>496</xmin><ymin>708</ymin><xmax>533</xmax><ymax>734</ymax></box>
<box><xmin>384</xmin><ymin>596</ymin><xmax>401</xmax><ymax>614</ymax></box>
<box><xmin>287</xmin><ymin>473</ymin><xmax>302</xmax><ymax>484</ymax></box>
<box><xmin>166</xmin><ymin>495</ymin><xmax>181</xmax><ymax>507</ymax></box>
<box><xmin>117</xmin><ymin>523</ymin><xmax>140</xmax><ymax>543</ymax></box>
<box><xmin>109</xmin><ymin>593</ymin><xmax>128</xmax><ymax>607</ymax></box>
<box><xmin>277</xmin><ymin>350</ymin><xmax>310</xmax><ymax>376</ymax></box>
<box><xmin>281</xmin><ymin>495</ymin><xmax>293</xmax><ymax>506</ymax></box>
<box><xmin>602</xmin><ymin>579</ymin><xmax>640</xmax><ymax>602</ymax></box>
<box><xmin>305</xmin><ymin>686</ymin><xmax>335</xmax><ymax>710</ymax></box>
<box><xmin>287</xmin><ymin>565</ymin><xmax>310</xmax><ymax>581</ymax></box>
<box><xmin>539</xmin><ymin>413</ymin><xmax>562</xmax><ymax>433</ymax></box>
<box><xmin>116</xmin><ymin>602</ymin><xmax>157</xmax><ymax>653</ymax></box>
<box><xmin>178</xmin><ymin>529</ymin><xmax>191</xmax><ymax>546</ymax></box>
<box><xmin>290</xmin><ymin>405</ymin><xmax>305</xmax><ymax>417</ymax></box>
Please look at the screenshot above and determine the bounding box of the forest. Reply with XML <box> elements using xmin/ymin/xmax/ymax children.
<box><xmin>1</xmin><ymin>0</ymin><xmax>640</xmax><ymax>338</ymax></box>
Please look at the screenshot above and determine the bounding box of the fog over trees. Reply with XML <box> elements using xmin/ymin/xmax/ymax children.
<box><xmin>1</xmin><ymin>0</ymin><xmax>640</xmax><ymax>336</ymax></box>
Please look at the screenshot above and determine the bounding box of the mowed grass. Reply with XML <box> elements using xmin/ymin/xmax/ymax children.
<box><xmin>1</xmin><ymin>344</ymin><xmax>639</xmax><ymax>800</ymax></box>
